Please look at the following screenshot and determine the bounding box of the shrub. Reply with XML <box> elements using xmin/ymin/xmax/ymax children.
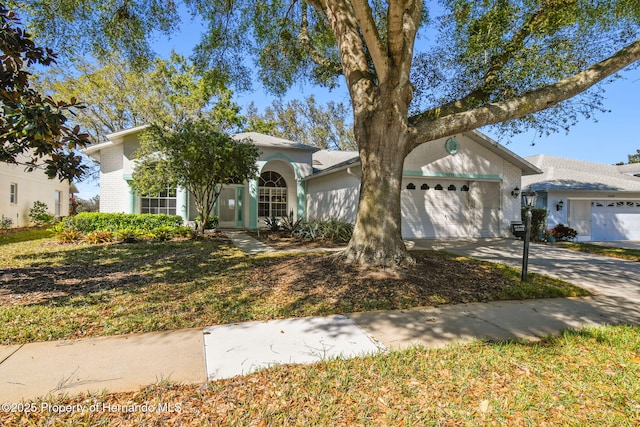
<box><xmin>151</xmin><ymin>225</ymin><xmax>179</xmax><ymax>241</ymax></box>
<box><xmin>195</xmin><ymin>215</ymin><xmax>219</xmax><ymax>230</ymax></box>
<box><xmin>320</xmin><ymin>218</ymin><xmax>354</xmax><ymax>243</ymax></box>
<box><xmin>84</xmin><ymin>231</ymin><xmax>114</xmax><ymax>244</ymax></box>
<box><xmin>280</xmin><ymin>212</ymin><xmax>304</xmax><ymax>236</ymax></box>
<box><xmin>53</xmin><ymin>212</ymin><xmax>191</xmax><ymax>244</ymax></box>
<box><xmin>57</xmin><ymin>229</ymin><xmax>83</xmax><ymax>243</ymax></box>
<box><xmin>29</xmin><ymin>201</ymin><xmax>54</xmax><ymax>226</ymax></box>
<box><xmin>63</xmin><ymin>212</ymin><xmax>183</xmax><ymax>233</ymax></box>
<box><xmin>293</xmin><ymin>218</ymin><xmax>354</xmax><ymax>243</ymax></box>
<box><xmin>113</xmin><ymin>228</ymin><xmax>146</xmax><ymax>243</ymax></box>
<box><xmin>521</xmin><ymin>208</ymin><xmax>548</xmax><ymax>242</ymax></box>
<box><xmin>1</xmin><ymin>215</ymin><xmax>13</xmax><ymax>233</ymax></box>
<box><xmin>550</xmin><ymin>223</ymin><xmax>578</xmax><ymax>241</ymax></box>
<box><xmin>294</xmin><ymin>220</ymin><xmax>320</xmax><ymax>240</ymax></box>
<box><xmin>264</xmin><ymin>216</ymin><xmax>281</xmax><ymax>232</ymax></box>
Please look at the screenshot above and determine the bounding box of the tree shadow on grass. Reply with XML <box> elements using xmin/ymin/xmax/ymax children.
<box><xmin>1</xmin><ymin>238</ymin><xmax>245</xmax><ymax>307</ymax></box>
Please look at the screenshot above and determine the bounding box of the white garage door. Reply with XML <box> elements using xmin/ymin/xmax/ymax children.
<box><xmin>401</xmin><ymin>179</ymin><xmax>470</xmax><ymax>238</ymax></box>
<box><xmin>591</xmin><ymin>200</ymin><xmax>640</xmax><ymax>240</ymax></box>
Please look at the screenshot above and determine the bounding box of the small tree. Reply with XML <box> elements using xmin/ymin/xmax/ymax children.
<box><xmin>131</xmin><ymin>119</ymin><xmax>260</xmax><ymax>234</ymax></box>
<box><xmin>0</xmin><ymin>215</ymin><xmax>13</xmax><ymax>233</ymax></box>
<box><xmin>29</xmin><ymin>201</ymin><xmax>53</xmax><ymax>225</ymax></box>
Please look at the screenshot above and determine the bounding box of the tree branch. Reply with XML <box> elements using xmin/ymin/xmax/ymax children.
<box><xmin>298</xmin><ymin>2</ymin><xmax>343</xmax><ymax>74</ymax></box>
<box><xmin>417</xmin><ymin>0</ymin><xmax>577</xmax><ymax>120</ymax></box>
<box><xmin>351</xmin><ymin>0</ymin><xmax>388</xmax><ymax>81</ymax></box>
<box><xmin>388</xmin><ymin>0</ymin><xmax>421</xmax><ymax>66</ymax></box>
<box><xmin>316</xmin><ymin>0</ymin><xmax>375</xmax><ymax>107</ymax></box>
<box><xmin>409</xmin><ymin>38</ymin><xmax>640</xmax><ymax>148</ymax></box>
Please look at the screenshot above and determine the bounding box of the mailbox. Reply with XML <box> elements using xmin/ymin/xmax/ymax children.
<box><xmin>511</xmin><ymin>221</ymin><xmax>526</xmax><ymax>239</ymax></box>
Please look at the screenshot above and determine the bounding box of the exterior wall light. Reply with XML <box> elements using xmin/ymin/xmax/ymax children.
<box><xmin>511</xmin><ymin>187</ymin><xmax>520</xmax><ymax>198</ymax></box>
<box><xmin>556</xmin><ymin>200</ymin><xmax>564</xmax><ymax>211</ymax></box>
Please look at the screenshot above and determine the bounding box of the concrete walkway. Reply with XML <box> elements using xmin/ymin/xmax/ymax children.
<box><xmin>1</xmin><ymin>235</ymin><xmax>639</xmax><ymax>403</ymax></box>
<box><xmin>224</xmin><ymin>230</ymin><xmax>275</xmax><ymax>254</ymax></box>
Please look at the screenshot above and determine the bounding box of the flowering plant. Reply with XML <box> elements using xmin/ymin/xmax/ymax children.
<box><xmin>544</xmin><ymin>224</ymin><xmax>577</xmax><ymax>242</ymax></box>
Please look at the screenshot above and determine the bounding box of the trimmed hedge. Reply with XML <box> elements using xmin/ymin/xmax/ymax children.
<box><xmin>61</xmin><ymin>212</ymin><xmax>184</xmax><ymax>233</ymax></box>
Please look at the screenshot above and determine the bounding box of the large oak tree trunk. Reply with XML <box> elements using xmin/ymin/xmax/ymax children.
<box><xmin>340</xmin><ymin>105</ymin><xmax>413</xmax><ymax>267</ymax></box>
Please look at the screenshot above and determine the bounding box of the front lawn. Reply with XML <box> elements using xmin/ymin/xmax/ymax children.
<box><xmin>0</xmin><ymin>231</ymin><xmax>589</xmax><ymax>345</ymax></box>
<box><xmin>2</xmin><ymin>325</ymin><xmax>638</xmax><ymax>426</ymax></box>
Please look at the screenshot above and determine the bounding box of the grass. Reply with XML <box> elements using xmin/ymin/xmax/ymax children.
<box><xmin>0</xmin><ymin>228</ymin><xmax>53</xmax><ymax>245</ymax></box>
<box><xmin>0</xmin><ymin>231</ymin><xmax>589</xmax><ymax>345</ymax></box>
<box><xmin>2</xmin><ymin>325</ymin><xmax>639</xmax><ymax>426</ymax></box>
<box><xmin>556</xmin><ymin>242</ymin><xmax>640</xmax><ymax>262</ymax></box>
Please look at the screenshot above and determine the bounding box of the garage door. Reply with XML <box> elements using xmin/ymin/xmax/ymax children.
<box><xmin>591</xmin><ymin>200</ymin><xmax>640</xmax><ymax>240</ymax></box>
<box><xmin>401</xmin><ymin>179</ymin><xmax>470</xmax><ymax>238</ymax></box>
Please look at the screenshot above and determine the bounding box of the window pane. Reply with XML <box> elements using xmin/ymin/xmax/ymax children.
<box><xmin>140</xmin><ymin>187</ymin><xmax>177</xmax><ymax>216</ymax></box>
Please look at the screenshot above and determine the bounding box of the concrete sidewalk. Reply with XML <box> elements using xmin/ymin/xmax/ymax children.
<box><xmin>2</xmin><ymin>235</ymin><xmax>639</xmax><ymax>404</ymax></box>
<box><xmin>0</xmin><ymin>328</ymin><xmax>205</xmax><ymax>403</ymax></box>
<box><xmin>349</xmin><ymin>296</ymin><xmax>640</xmax><ymax>350</ymax></box>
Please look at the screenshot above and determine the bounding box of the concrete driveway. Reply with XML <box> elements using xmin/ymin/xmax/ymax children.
<box><xmin>409</xmin><ymin>237</ymin><xmax>640</xmax><ymax>319</ymax></box>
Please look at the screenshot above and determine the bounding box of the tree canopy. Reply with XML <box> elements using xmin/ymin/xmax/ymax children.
<box><xmin>131</xmin><ymin>119</ymin><xmax>260</xmax><ymax>234</ymax></box>
<box><xmin>246</xmin><ymin>96</ymin><xmax>356</xmax><ymax>150</ymax></box>
<box><xmin>0</xmin><ymin>4</ymin><xmax>88</xmax><ymax>181</ymax></box>
<box><xmin>36</xmin><ymin>51</ymin><xmax>232</xmax><ymax>144</ymax></box>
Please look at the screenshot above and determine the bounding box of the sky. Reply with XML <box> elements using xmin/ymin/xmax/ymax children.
<box><xmin>74</xmin><ymin>11</ymin><xmax>639</xmax><ymax>198</ymax></box>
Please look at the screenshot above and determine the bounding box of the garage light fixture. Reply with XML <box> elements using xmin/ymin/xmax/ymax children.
<box><xmin>511</xmin><ymin>187</ymin><xmax>520</xmax><ymax>198</ymax></box>
<box><xmin>556</xmin><ymin>200</ymin><xmax>564</xmax><ymax>211</ymax></box>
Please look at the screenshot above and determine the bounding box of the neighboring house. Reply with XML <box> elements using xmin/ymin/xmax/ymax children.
<box><xmin>0</xmin><ymin>156</ymin><xmax>72</xmax><ymax>227</ymax></box>
<box><xmin>522</xmin><ymin>155</ymin><xmax>640</xmax><ymax>241</ymax></box>
<box><xmin>83</xmin><ymin>126</ymin><xmax>541</xmax><ymax>239</ymax></box>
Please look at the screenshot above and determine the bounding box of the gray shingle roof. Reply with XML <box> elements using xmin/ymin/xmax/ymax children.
<box><xmin>522</xmin><ymin>155</ymin><xmax>640</xmax><ymax>192</ymax></box>
<box><xmin>616</xmin><ymin>162</ymin><xmax>640</xmax><ymax>177</ymax></box>
<box><xmin>233</xmin><ymin>132</ymin><xmax>318</xmax><ymax>151</ymax></box>
<box><xmin>312</xmin><ymin>150</ymin><xmax>359</xmax><ymax>172</ymax></box>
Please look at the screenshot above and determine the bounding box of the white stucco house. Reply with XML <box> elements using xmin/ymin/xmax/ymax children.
<box><xmin>83</xmin><ymin>125</ymin><xmax>542</xmax><ymax>239</ymax></box>
<box><xmin>1</xmin><ymin>156</ymin><xmax>73</xmax><ymax>227</ymax></box>
<box><xmin>523</xmin><ymin>155</ymin><xmax>640</xmax><ymax>241</ymax></box>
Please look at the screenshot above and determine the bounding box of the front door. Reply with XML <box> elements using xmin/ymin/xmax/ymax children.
<box><xmin>218</xmin><ymin>187</ymin><xmax>242</xmax><ymax>228</ymax></box>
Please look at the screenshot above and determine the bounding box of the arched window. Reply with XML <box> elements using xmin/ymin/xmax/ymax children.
<box><xmin>447</xmin><ymin>184</ymin><xmax>456</xmax><ymax>191</ymax></box>
<box><xmin>406</xmin><ymin>183</ymin><xmax>416</xmax><ymax>190</ymax></box>
<box><xmin>258</xmin><ymin>171</ymin><xmax>287</xmax><ymax>218</ymax></box>
<box><xmin>435</xmin><ymin>184</ymin><xmax>443</xmax><ymax>190</ymax></box>
<box><xmin>460</xmin><ymin>185</ymin><xmax>469</xmax><ymax>192</ymax></box>
<box><xmin>421</xmin><ymin>183</ymin><xmax>429</xmax><ymax>190</ymax></box>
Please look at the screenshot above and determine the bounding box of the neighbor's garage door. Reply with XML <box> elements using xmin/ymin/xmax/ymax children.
<box><xmin>401</xmin><ymin>179</ymin><xmax>470</xmax><ymax>238</ymax></box>
<box><xmin>591</xmin><ymin>200</ymin><xmax>640</xmax><ymax>240</ymax></box>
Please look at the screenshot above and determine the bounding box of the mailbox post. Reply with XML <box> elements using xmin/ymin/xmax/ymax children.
<box><xmin>521</xmin><ymin>190</ymin><xmax>537</xmax><ymax>282</ymax></box>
